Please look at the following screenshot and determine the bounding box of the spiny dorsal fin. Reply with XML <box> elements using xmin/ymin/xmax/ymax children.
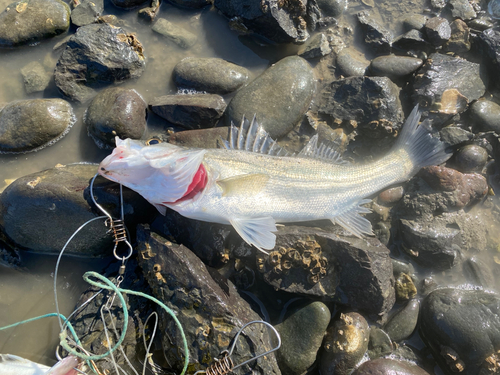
<box><xmin>298</xmin><ymin>135</ymin><xmax>348</xmax><ymax>164</ymax></box>
<box><xmin>220</xmin><ymin>116</ymin><xmax>347</xmax><ymax>163</ymax></box>
<box><xmin>219</xmin><ymin>116</ymin><xmax>291</xmax><ymax>156</ymax></box>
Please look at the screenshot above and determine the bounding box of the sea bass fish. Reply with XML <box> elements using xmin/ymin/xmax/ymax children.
<box><xmin>99</xmin><ymin>106</ymin><xmax>451</xmax><ymax>253</ymax></box>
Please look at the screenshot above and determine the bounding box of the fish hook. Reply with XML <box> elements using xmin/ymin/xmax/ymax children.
<box><xmin>194</xmin><ymin>320</ymin><xmax>281</xmax><ymax>375</ymax></box>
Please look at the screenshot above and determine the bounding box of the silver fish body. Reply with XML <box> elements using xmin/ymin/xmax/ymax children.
<box><xmin>99</xmin><ymin>106</ymin><xmax>451</xmax><ymax>252</ymax></box>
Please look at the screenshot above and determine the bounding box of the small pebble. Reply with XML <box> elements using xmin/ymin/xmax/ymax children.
<box><xmin>384</xmin><ymin>299</ymin><xmax>420</xmax><ymax>342</ymax></box>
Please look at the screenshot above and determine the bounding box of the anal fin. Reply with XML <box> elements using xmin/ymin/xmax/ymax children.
<box><xmin>331</xmin><ymin>199</ymin><xmax>374</xmax><ymax>238</ymax></box>
<box><xmin>230</xmin><ymin>216</ymin><xmax>277</xmax><ymax>254</ymax></box>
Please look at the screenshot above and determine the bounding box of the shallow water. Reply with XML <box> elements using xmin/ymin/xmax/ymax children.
<box><xmin>0</xmin><ymin>0</ymin><xmax>499</xmax><ymax>371</ymax></box>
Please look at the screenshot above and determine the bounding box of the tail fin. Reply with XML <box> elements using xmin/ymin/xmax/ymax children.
<box><xmin>394</xmin><ymin>105</ymin><xmax>452</xmax><ymax>174</ymax></box>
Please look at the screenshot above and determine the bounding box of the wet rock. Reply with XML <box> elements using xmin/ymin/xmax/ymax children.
<box><xmin>225</xmin><ymin>56</ymin><xmax>315</xmax><ymax>139</ymax></box>
<box><xmin>0</xmin><ymin>0</ymin><xmax>70</xmax><ymax>47</ymax></box>
<box><xmin>453</xmin><ymin>144</ymin><xmax>488</xmax><ymax>173</ymax></box>
<box><xmin>276</xmin><ymin>301</ymin><xmax>331</xmax><ymax>374</ymax></box>
<box><xmin>298</xmin><ymin>32</ymin><xmax>331</xmax><ymax>59</ymax></box>
<box><xmin>257</xmin><ymin>225</ymin><xmax>395</xmax><ymax>322</ymax></box>
<box><xmin>420</xmin><ymin>288</ymin><xmax>500</xmax><ymax>375</ymax></box>
<box><xmin>402</xmin><ymin>14</ymin><xmax>427</xmax><ymax>31</ymax></box>
<box><xmin>318</xmin><ymin>76</ymin><xmax>403</xmax><ymax>138</ymax></box>
<box><xmin>424</xmin><ymin>17</ymin><xmax>451</xmax><ymax>46</ymax></box>
<box><xmin>448</xmin><ymin>0</ymin><xmax>476</xmax><ymax>21</ymax></box>
<box><xmin>352</xmin><ymin>358</ymin><xmax>431</xmax><ymax>375</ymax></box>
<box><xmin>152</xmin><ymin>18</ymin><xmax>197</xmax><ymax>49</ymax></box>
<box><xmin>370</xmin><ymin>55</ymin><xmax>423</xmax><ymax>81</ymax></box>
<box><xmin>137</xmin><ymin>0</ymin><xmax>160</xmax><ymax>22</ymax></box>
<box><xmin>396</xmin><ymin>166</ymin><xmax>488</xmax><ymax>269</ymax></box>
<box><xmin>463</xmin><ymin>255</ymin><xmax>496</xmax><ymax>289</ymax></box>
<box><xmin>320</xmin><ymin>312</ymin><xmax>369</xmax><ymax>375</ymax></box>
<box><xmin>168</xmin><ymin>127</ymin><xmax>230</xmax><ymax>149</ymax></box>
<box><xmin>213</xmin><ymin>0</ymin><xmax>309</xmax><ymax>43</ymax></box>
<box><xmin>399</xmin><ymin>211</ymin><xmax>485</xmax><ymax>270</ymax></box>
<box><xmin>395</xmin><ymin>273</ymin><xmax>417</xmax><ymax>301</ymax></box>
<box><xmin>443</xmin><ymin>19</ymin><xmax>470</xmax><ymax>53</ymax></box>
<box><xmin>378</xmin><ymin>186</ymin><xmax>404</xmax><ymax>205</ymax></box>
<box><xmin>168</xmin><ymin>0</ymin><xmax>211</xmax><ymax>8</ymax></box>
<box><xmin>368</xmin><ymin>328</ymin><xmax>393</xmax><ymax>359</ymax></box>
<box><xmin>392</xmin><ymin>29</ymin><xmax>433</xmax><ymax>55</ymax></box>
<box><xmin>85</xmin><ymin>87</ymin><xmax>147</xmax><ymax>149</ymax></box>
<box><xmin>0</xmin><ymin>98</ymin><xmax>75</xmax><ymax>153</ymax></box>
<box><xmin>477</xmin><ymin>29</ymin><xmax>500</xmax><ymax>89</ymax></box>
<box><xmin>391</xmin><ymin>259</ymin><xmax>415</xmax><ymax>277</ymax></box>
<box><xmin>384</xmin><ymin>299</ymin><xmax>419</xmax><ymax>342</ymax></box>
<box><xmin>173</xmin><ymin>57</ymin><xmax>250</xmax><ymax>95</ymax></box>
<box><xmin>54</xmin><ymin>23</ymin><xmax>145</xmax><ymax>103</ymax></box>
<box><xmin>316</xmin><ymin>0</ymin><xmax>347</xmax><ymax>17</ymax></box>
<box><xmin>70</xmin><ymin>0</ymin><xmax>103</xmax><ymax>26</ymax></box>
<box><xmin>439</xmin><ymin>126</ymin><xmax>473</xmax><ymax>146</ymax></box>
<box><xmin>20</xmin><ymin>61</ymin><xmax>50</xmax><ymax>94</ymax></box>
<box><xmin>470</xmin><ymin>98</ymin><xmax>500</xmax><ymax>133</ymax></box>
<box><xmin>412</xmin><ymin>53</ymin><xmax>486</xmax><ymax>119</ymax></box>
<box><xmin>357</xmin><ymin>10</ymin><xmax>392</xmax><ymax>53</ymax></box>
<box><xmin>153</xmin><ymin>213</ymin><xmax>394</xmax><ymax>321</ymax></box>
<box><xmin>149</xmin><ymin>94</ymin><xmax>226</xmax><ymax>130</ymax></box>
<box><xmin>336</xmin><ymin>48</ymin><xmax>370</xmax><ymax>77</ymax></box>
<box><xmin>110</xmin><ymin>0</ymin><xmax>147</xmax><ymax>9</ymax></box>
<box><xmin>0</xmin><ymin>164</ymin><xmax>113</xmax><ymax>256</ymax></box>
<box><xmin>136</xmin><ymin>225</ymin><xmax>281</xmax><ymax>375</ymax></box>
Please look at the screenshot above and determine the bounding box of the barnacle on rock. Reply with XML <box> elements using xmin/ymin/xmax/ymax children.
<box><xmin>262</xmin><ymin>238</ymin><xmax>329</xmax><ymax>284</ymax></box>
<box><xmin>268</xmin><ymin>250</ymin><xmax>282</xmax><ymax>266</ymax></box>
<box><xmin>441</xmin><ymin>346</ymin><xmax>465</xmax><ymax>372</ymax></box>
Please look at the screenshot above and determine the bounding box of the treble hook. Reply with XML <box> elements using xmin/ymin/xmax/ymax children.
<box><xmin>194</xmin><ymin>320</ymin><xmax>281</xmax><ymax>375</ymax></box>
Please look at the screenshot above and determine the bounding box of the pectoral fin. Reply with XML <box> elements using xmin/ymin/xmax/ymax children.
<box><xmin>230</xmin><ymin>216</ymin><xmax>277</xmax><ymax>253</ymax></box>
<box><xmin>217</xmin><ymin>174</ymin><xmax>270</xmax><ymax>197</ymax></box>
<box><xmin>331</xmin><ymin>199</ymin><xmax>374</xmax><ymax>237</ymax></box>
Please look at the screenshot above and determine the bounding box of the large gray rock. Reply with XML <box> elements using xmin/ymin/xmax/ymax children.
<box><xmin>412</xmin><ymin>53</ymin><xmax>486</xmax><ymax>120</ymax></box>
<box><xmin>136</xmin><ymin>225</ymin><xmax>281</xmax><ymax>375</ymax></box>
<box><xmin>225</xmin><ymin>56</ymin><xmax>316</xmax><ymax>139</ymax></box>
<box><xmin>478</xmin><ymin>29</ymin><xmax>500</xmax><ymax>89</ymax></box>
<box><xmin>0</xmin><ymin>0</ymin><xmax>70</xmax><ymax>47</ymax></box>
<box><xmin>54</xmin><ymin>23</ymin><xmax>146</xmax><ymax>103</ymax></box>
<box><xmin>0</xmin><ymin>164</ymin><xmax>113</xmax><ymax>256</ymax></box>
<box><xmin>395</xmin><ymin>166</ymin><xmax>488</xmax><ymax>270</ymax></box>
<box><xmin>149</xmin><ymin>93</ymin><xmax>226</xmax><ymax>129</ymax></box>
<box><xmin>318</xmin><ymin>76</ymin><xmax>403</xmax><ymax>139</ymax></box>
<box><xmin>85</xmin><ymin>87</ymin><xmax>147</xmax><ymax>149</ymax></box>
<box><xmin>420</xmin><ymin>288</ymin><xmax>500</xmax><ymax>375</ymax></box>
<box><xmin>213</xmin><ymin>0</ymin><xmax>309</xmax><ymax>43</ymax></box>
<box><xmin>152</xmin><ymin>211</ymin><xmax>395</xmax><ymax>321</ymax></box>
<box><xmin>276</xmin><ymin>301</ymin><xmax>331</xmax><ymax>374</ymax></box>
<box><xmin>173</xmin><ymin>57</ymin><xmax>250</xmax><ymax>94</ymax></box>
<box><xmin>0</xmin><ymin>99</ymin><xmax>75</xmax><ymax>153</ymax></box>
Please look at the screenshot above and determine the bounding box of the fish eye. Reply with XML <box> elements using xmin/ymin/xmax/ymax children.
<box><xmin>145</xmin><ymin>138</ymin><xmax>162</xmax><ymax>146</ymax></box>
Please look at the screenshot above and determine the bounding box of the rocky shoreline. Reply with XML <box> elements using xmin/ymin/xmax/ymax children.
<box><xmin>1</xmin><ymin>0</ymin><xmax>500</xmax><ymax>373</ymax></box>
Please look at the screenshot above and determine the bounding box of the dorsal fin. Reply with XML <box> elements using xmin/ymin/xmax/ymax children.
<box><xmin>298</xmin><ymin>135</ymin><xmax>348</xmax><ymax>164</ymax></box>
<box><xmin>219</xmin><ymin>116</ymin><xmax>291</xmax><ymax>156</ymax></box>
<box><xmin>219</xmin><ymin>116</ymin><xmax>347</xmax><ymax>163</ymax></box>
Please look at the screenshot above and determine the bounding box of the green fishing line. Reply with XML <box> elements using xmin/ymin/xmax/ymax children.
<box><xmin>0</xmin><ymin>271</ymin><xmax>189</xmax><ymax>375</ymax></box>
